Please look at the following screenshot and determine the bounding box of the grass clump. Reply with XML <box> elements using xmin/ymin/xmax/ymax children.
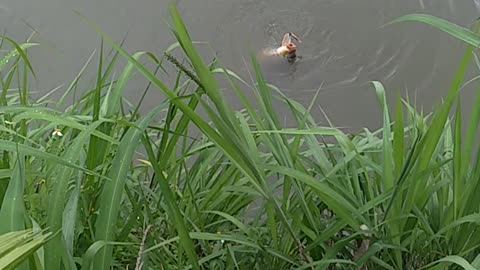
<box><xmin>1</xmin><ymin>4</ymin><xmax>480</xmax><ymax>270</ymax></box>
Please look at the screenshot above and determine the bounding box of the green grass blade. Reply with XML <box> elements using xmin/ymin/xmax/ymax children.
<box><xmin>372</xmin><ymin>81</ymin><xmax>394</xmax><ymax>190</ymax></box>
<box><xmin>452</xmin><ymin>100</ymin><xmax>462</xmax><ymax>221</ymax></box>
<box><xmin>81</xmin><ymin>241</ymin><xmax>133</xmax><ymax>270</ymax></box>
<box><xmin>390</xmin><ymin>14</ymin><xmax>480</xmax><ymax>47</ymax></box>
<box><xmin>167</xmin><ymin>4</ymin><xmax>221</xmax><ymax>107</ymax></box>
<box><xmin>142</xmin><ymin>135</ymin><xmax>200</xmax><ymax>270</ymax></box>
<box><xmin>0</xmin><ymin>152</ymin><xmax>27</xmax><ymax>270</ymax></box>
<box><xmin>471</xmin><ymin>254</ymin><xmax>480</xmax><ymax>268</ymax></box>
<box><xmin>380</xmin><ymin>88</ymin><xmax>404</xmax><ymax>268</ymax></box>
<box><xmin>424</xmin><ymin>255</ymin><xmax>477</xmax><ymax>270</ymax></box>
<box><xmin>0</xmin><ymin>36</ymin><xmax>37</xmax><ymax>78</ymax></box>
<box><xmin>0</xmin><ymin>43</ymin><xmax>37</xmax><ymax>73</ymax></box>
<box><xmin>44</xmin><ymin>120</ymin><xmax>105</xmax><ymax>270</ymax></box>
<box><xmin>393</xmin><ymin>92</ymin><xmax>404</xmax><ymax>177</ymax></box>
<box><xmin>264</xmin><ymin>164</ymin><xmax>362</xmax><ymax>229</ymax></box>
<box><xmin>0</xmin><ymin>152</ymin><xmax>26</xmax><ymax>234</ymax></box>
<box><xmin>0</xmin><ymin>230</ymin><xmax>51</xmax><ymax>270</ymax></box>
<box><xmin>62</xmin><ymin>171</ymin><xmax>82</xmax><ymax>270</ymax></box>
<box><xmin>11</xmin><ymin>110</ymin><xmax>118</xmax><ymax>144</ymax></box>
<box><xmin>76</xmin><ymin>10</ymin><xmax>268</xmax><ymax>198</ymax></box>
<box><xmin>101</xmin><ymin>52</ymin><xmax>146</xmax><ymax>117</ymax></box>
<box><xmin>92</xmin><ymin>105</ymin><xmax>163</xmax><ymax>269</ymax></box>
<box><xmin>56</xmin><ymin>50</ymin><xmax>96</xmax><ymax>109</ymax></box>
<box><xmin>404</xmin><ymin>20</ymin><xmax>476</xmax><ymax>213</ymax></box>
<box><xmin>0</xmin><ymin>139</ymin><xmax>104</xmax><ymax>178</ymax></box>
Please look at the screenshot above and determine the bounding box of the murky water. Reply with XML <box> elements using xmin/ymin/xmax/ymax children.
<box><xmin>1</xmin><ymin>0</ymin><xmax>479</xmax><ymax>131</ymax></box>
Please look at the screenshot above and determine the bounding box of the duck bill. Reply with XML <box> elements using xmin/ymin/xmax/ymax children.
<box><xmin>289</xmin><ymin>32</ymin><xmax>302</xmax><ymax>43</ymax></box>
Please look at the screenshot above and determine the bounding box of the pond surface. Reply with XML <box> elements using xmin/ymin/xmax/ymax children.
<box><xmin>1</xmin><ymin>0</ymin><xmax>479</xmax><ymax>131</ymax></box>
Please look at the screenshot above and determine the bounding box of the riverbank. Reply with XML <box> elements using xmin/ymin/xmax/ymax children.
<box><xmin>1</xmin><ymin>5</ymin><xmax>480</xmax><ymax>270</ymax></box>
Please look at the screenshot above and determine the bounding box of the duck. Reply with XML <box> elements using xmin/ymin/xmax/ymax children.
<box><xmin>275</xmin><ymin>32</ymin><xmax>302</xmax><ymax>59</ymax></box>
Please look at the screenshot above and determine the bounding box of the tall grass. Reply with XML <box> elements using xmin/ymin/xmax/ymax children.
<box><xmin>1</xmin><ymin>4</ymin><xmax>480</xmax><ymax>269</ymax></box>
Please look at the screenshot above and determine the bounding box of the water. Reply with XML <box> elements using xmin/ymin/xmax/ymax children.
<box><xmin>1</xmin><ymin>0</ymin><xmax>479</xmax><ymax>131</ymax></box>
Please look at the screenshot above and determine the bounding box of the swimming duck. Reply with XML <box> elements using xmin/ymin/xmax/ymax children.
<box><xmin>275</xmin><ymin>32</ymin><xmax>302</xmax><ymax>59</ymax></box>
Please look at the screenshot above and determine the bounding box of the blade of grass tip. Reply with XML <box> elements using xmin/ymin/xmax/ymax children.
<box><xmin>220</xmin><ymin>67</ymin><xmax>264</xmax><ymax>131</ymax></box>
<box><xmin>93</xmin><ymin>105</ymin><xmax>163</xmax><ymax>270</ymax></box>
<box><xmin>99</xmin><ymin>32</ymin><xmax>128</xmax><ymax>84</ymax></box>
<box><xmin>45</xmin><ymin>120</ymin><xmax>105</xmax><ymax>270</ymax></box>
<box><xmin>37</xmin><ymin>84</ymin><xmax>64</xmax><ymax>104</ymax></box>
<box><xmin>0</xmin><ymin>36</ymin><xmax>37</xmax><ymax>78</ymax></box>
<box><xmin>17</xmin><ymin>63</ymin><xmax>28</xmax><ymax>140</ymax></box>
<box><xmin>393</xmin><ymin>92</ymin><xmax>404</xmax><ymax>178</ymax></box>
<box><xmin>372</xmin><ymin>81</ymin><xmax>394</xmax><ymax>190</ymax></box>
<box><xmin>422</xmin><ymin>255</ymin><xmax>477</xmax><ymax>270</ymax></box>
<box><xmin>56</xmin><ymin>50</ymin><xmax>96</xmax><ymax>109</ymax></box>
<box><xmin>1</xmin><ymin>63</ymin><xmax>18</xmax><ymax>106</ymax></box>
<box><xmin>142</xmin><ymin>134</ymin><xmax>200</xmax><ymax>270</ymax></box>
<box><xmin>20</xmin><ymin>48</ymin><xmax>29</xmax><ymax>107</ymax></box>
<box><xmin>0</xmin><ymin>43</ymin><xmax>37</xmax><ymax>73</ymax></box>
<box><xmin>129</xmin><ymin>57</ymin><xmax>165</xmax><ymax>122</ymax></box>
<box><xmin>102</xmin><ymin>52</ymin><xmax>147</xmax><ymax>118</ymax></box>
<box><xmin>167</xmin><ymin>3</ymin><xmax>238</xmax><ymax>131</ymax></box>
<box><xmin>93</xmin><ymin>38</ymin><xmax>103</xmax><ymax>121</ymax></box>
<box><xmin>99</xmin><ymin>71</ymin><xmax>117</xmax><ymax>118</ymax></box>
<box><xmin>388</xmin><ymin>14</ymin><xmax>480</xmax><ymax>48</ymax></box>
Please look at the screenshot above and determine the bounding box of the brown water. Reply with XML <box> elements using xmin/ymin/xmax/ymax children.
<box><xmin>1</xmin><ymin>0</ymin><xmax>479</xmax><ymax>131</ymax></box>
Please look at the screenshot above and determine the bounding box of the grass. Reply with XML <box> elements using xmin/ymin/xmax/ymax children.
<box><xmin>1</xmin><ymin>4</ymin><xmax>480</xmax><ymax>269</ymax></box>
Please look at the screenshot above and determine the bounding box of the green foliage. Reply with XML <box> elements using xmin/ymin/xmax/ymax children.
<box><xmin>0</xmin><ymin>6</ymin><xmax>480</xmax><ymax>270</ymax></box>
<box><xmin>0</xmin><ymin>229</ymin><xmax>52</xmax><ymax>270</ymax></box>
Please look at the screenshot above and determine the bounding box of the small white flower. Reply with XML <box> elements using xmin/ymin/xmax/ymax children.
<box><xmin>52</xmin><ymin>128</ymin><xmax>63</xmax><ymax>137</ymax></box>
<box><xmin>216</xmin><ymin>231</ymin><xmax>225</xmax><ymax>244</ymax></box>
<box><xmin>360</xmin><ymin>224</ymin><xmax>369</xmax><ymax>231</ymax></box>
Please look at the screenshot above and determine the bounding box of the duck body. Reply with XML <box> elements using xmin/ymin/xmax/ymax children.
<box><xmin>275</xmin><ymin>32</ymin><xmax>301</xmax><ymax>59</ymax></box>
<box><xmin>276</xmin><ymin>45</ymin><xmax>293</xmax><ymax>57</ymax></box>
